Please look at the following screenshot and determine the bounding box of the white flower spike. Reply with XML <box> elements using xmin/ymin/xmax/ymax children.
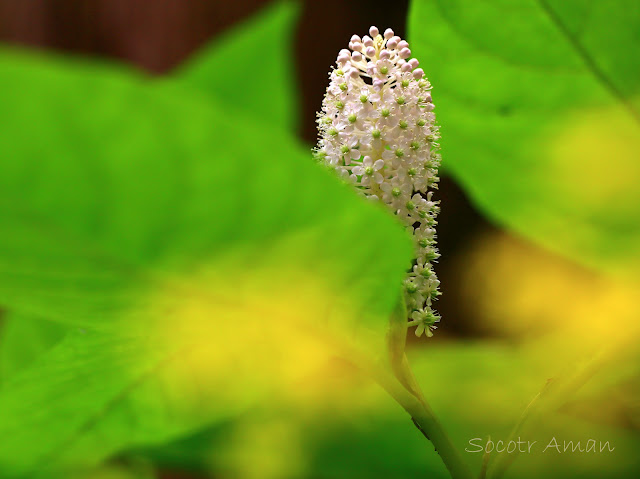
<box><xmin>315</xmin><ymin>26</ymin><xmax>442</xmax><ymax>338</ymax></box>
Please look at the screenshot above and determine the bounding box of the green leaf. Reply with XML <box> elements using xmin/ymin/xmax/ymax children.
<box><xmin>173</xmin><ymin>0</ymin><xmax>300</xmax><ymax>133</ymax></box>
<box><xmin>0</xmin><ymin>329</ymin><xmax>235</xmax><ymax>477</ymax></box>
<box><xmin>0</xmin><ymin>313</ymin><xmax>68</xmax><ymax>382</ymax></box>
<box><xmin>408</xmin><ymin>0</ymin><xmax>640</xmax><ymax>278</ymax></box>
<box><xmin>0</xmin><ymin>47</ymin><xmax>412</xmax><ymax>476</ymax></box>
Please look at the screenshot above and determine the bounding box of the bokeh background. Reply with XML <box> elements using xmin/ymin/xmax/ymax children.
<box><xmin>1</xmin><ymin>1</ymin><xmax>639</xmax><ymax>478</ymax></box>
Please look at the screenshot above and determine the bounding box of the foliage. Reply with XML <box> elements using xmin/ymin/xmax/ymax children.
<box><xmin>408</xmin><ymin>0</ymin><xmax>640</xmax><ymax>278</ymax></box>
<box><xmin>0</xmin><ymin>1</ymin><xmax>638</xmax><ymax>478</ymax></box>
<box><xmin>0</xmin><ymin>4</ymin><xmax>412</xmax><ymax>476</ymax></box>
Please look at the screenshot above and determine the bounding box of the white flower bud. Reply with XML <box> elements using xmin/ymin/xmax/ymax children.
<box><xmin>316</xmin><ymin>27</ymin><xmax>443</xmax><ymax>338</ymax></box>
<box><xmin>369</xmin><ymin>26</ymin><xmax>379</xmax><ymax>37</ymax></box>
<box><xmin>366</xmin><ymin>62</ymin><xmax>376</xmax><ymax>76</ymax></box>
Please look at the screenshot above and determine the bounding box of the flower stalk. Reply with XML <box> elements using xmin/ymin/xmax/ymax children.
<box><xmin>315</xmin><ymin>26</ymin><xmax>473</xmax><ymax>479</ymax></box>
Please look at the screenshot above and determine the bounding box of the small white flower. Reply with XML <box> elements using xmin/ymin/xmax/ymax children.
<box><xmin>409</xmin><ymin>309</ymin><xmax>440</xmax><ymax>338</ymax></box>
<box><xmin>316</xmin><ymin>26</ymin><xmax>443</xmax><ymax>338</ymax></box>
<box><xmin>360</xmin><ymin>126</ymin><xmax>384</xmax><ymax>149</ymax></box>
<box><xmin>339</xmin><ymin>138</ymin><xmax>362</xmax><ymax>165</ymax></box>
<box><xmin>380</xmin><ymin>177</ymin><xmax>411</xmax><ymax>210</ymax></box>
<box><xmin>352</xmin><ymin>156</ymin><xmax>384</xmax><ymax>185</ymax></box>
<box><xmin>377</xmin><ymin>106</ymin><xmax>399</xmax><ymax>129</ymax></box>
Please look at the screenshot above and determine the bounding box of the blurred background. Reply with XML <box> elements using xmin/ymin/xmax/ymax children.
<box><xmin>1</xmin><ymin>1</ymin><xmax>639</xmax><ymax>478</ymax></box>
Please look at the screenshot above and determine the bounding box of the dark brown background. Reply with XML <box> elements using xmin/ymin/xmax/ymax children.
<box><xmin>0</xmin><ymin>0</ymin><xmax>496</xmax><ymax>339</ymax></box>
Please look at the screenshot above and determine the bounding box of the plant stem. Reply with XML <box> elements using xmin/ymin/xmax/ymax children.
<box><xmin>372</xmin><ymin>365</ymin><xmax>475</xmax><ymax>479</ymax></box>
<box><xmin>381</xmin><ymin>298</ymin><xmax>473</xmax><ymax>479</ymax></box>
<box><xmin>489</xmin><ymin>344</ymin><xmax>626</xmax><ymax>479</ymax></box>
<box><xmin>478</xmin><ymin>435</ymin><xmax>491</xmax><ymax>479</ymax></box>
<box><xmin>489</xmin><ymin>379</ymin><xmax>553</xmax><ymax>479</ymax></box>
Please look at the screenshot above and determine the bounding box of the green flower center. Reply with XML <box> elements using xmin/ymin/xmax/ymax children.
<box><xmin>425</xmin><ymin>250</ymin><xmax>439</xmax><ymax>261</ymax></box>
<box><xmin>313</xmin><ymin>150</ymin><xmax>327</xmax><ymax>161</ymax></box>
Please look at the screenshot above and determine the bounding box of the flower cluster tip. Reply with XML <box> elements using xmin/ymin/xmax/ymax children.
<box><xmin>315</xmin><ymin>26</ymin><xmax>442</xmax><ymax>338</ymax></box>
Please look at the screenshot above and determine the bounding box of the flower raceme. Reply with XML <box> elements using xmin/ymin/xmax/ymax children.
<box><xmin>315</xmin><ymin>26</ymin><xmax>441</xmax><ymax>338</ymax></box>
